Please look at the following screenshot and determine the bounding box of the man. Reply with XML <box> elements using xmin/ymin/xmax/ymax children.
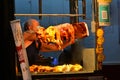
<box><xmin>23</xmin><ymin>19</ymin><xmax>42</xmax><ymax>66</ymax></box>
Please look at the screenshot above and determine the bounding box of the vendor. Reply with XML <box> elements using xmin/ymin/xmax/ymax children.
<box><xmin>23</xmin><ymin>18</ymin><xmax>42</xmax><ymax>66</ymax></box>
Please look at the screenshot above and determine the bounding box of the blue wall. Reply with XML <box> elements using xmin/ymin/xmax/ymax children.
<box><xmin>103</xmin><ymin>0</ymin><xmax>120</xmax><ymax>64</ymax></box>
<box><xmin>15</xmin><ymin>0</ymin><xmax>120</xmax><ymax>64</ymax></box>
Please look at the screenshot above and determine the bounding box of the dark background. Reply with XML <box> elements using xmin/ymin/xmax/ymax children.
<box><xmin>0</xmin><ymin>0</ymin><xmax>16</xmax><ymax>80</ymax></box>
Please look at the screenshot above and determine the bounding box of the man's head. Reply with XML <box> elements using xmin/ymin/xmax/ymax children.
<box><xmin>24</xmin><ymin>19</ymin><xmax>40</xmax><ymax>32</ymax></box>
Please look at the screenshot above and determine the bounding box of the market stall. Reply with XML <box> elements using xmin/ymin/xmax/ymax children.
<box><xmin>10</xmin><ymin>0</ymin><xmax>109</xmax><ymax>80</ymax></box>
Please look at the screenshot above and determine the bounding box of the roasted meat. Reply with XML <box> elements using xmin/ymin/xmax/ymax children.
<box><xmin>37</xmin><ymin>22</ymin><xmax>89</xmax><ymax>50</ymax></box>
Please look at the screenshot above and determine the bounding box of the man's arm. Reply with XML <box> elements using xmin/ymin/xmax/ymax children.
<box><xmin>23</xmin><ymin>31</ymin><xmax>37</xmax><ymax>48</ymax></box>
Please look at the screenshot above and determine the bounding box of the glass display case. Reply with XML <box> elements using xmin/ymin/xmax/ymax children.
<box><xmin>12</xmin><ymin>0</ymin><xmax>105</xmax><ymax>80</ymax></box>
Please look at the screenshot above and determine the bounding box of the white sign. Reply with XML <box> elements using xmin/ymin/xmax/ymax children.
<box><xmin>10</xmin><ymin>19</ymin><xmax>32</xmax><ymax>80</ymax></box>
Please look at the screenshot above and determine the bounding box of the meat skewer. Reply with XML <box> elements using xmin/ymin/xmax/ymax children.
<box><xmin>37</xmin><ymin>22</ymin><xmax>89</xmax><ymax>51</ymax></box>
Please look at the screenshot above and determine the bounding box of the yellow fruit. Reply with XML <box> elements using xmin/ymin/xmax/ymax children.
<box><xmin>96</xmin><ymin>28</ymin><xmax>104</xmax><ymax>37</ymax></box>
<box><xmin>96</xmin><ymin>47</ymin><xmax>104</xmax><ymax>54</ymax></box>
<box><xmin>97</xmin><ymin>37</ymin><xmax>104</xmax><ymax>45</ymax></box>
<box><xmin>97</xmin><ymin>53</ymin><xmax>105</xmax><ymax>62</ymax></box>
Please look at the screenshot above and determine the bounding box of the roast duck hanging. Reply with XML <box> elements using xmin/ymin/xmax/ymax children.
<box><xmin>36</xmin><ymin>22</ymin><xmax>89</xmax><ymax>51</ymax></box>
